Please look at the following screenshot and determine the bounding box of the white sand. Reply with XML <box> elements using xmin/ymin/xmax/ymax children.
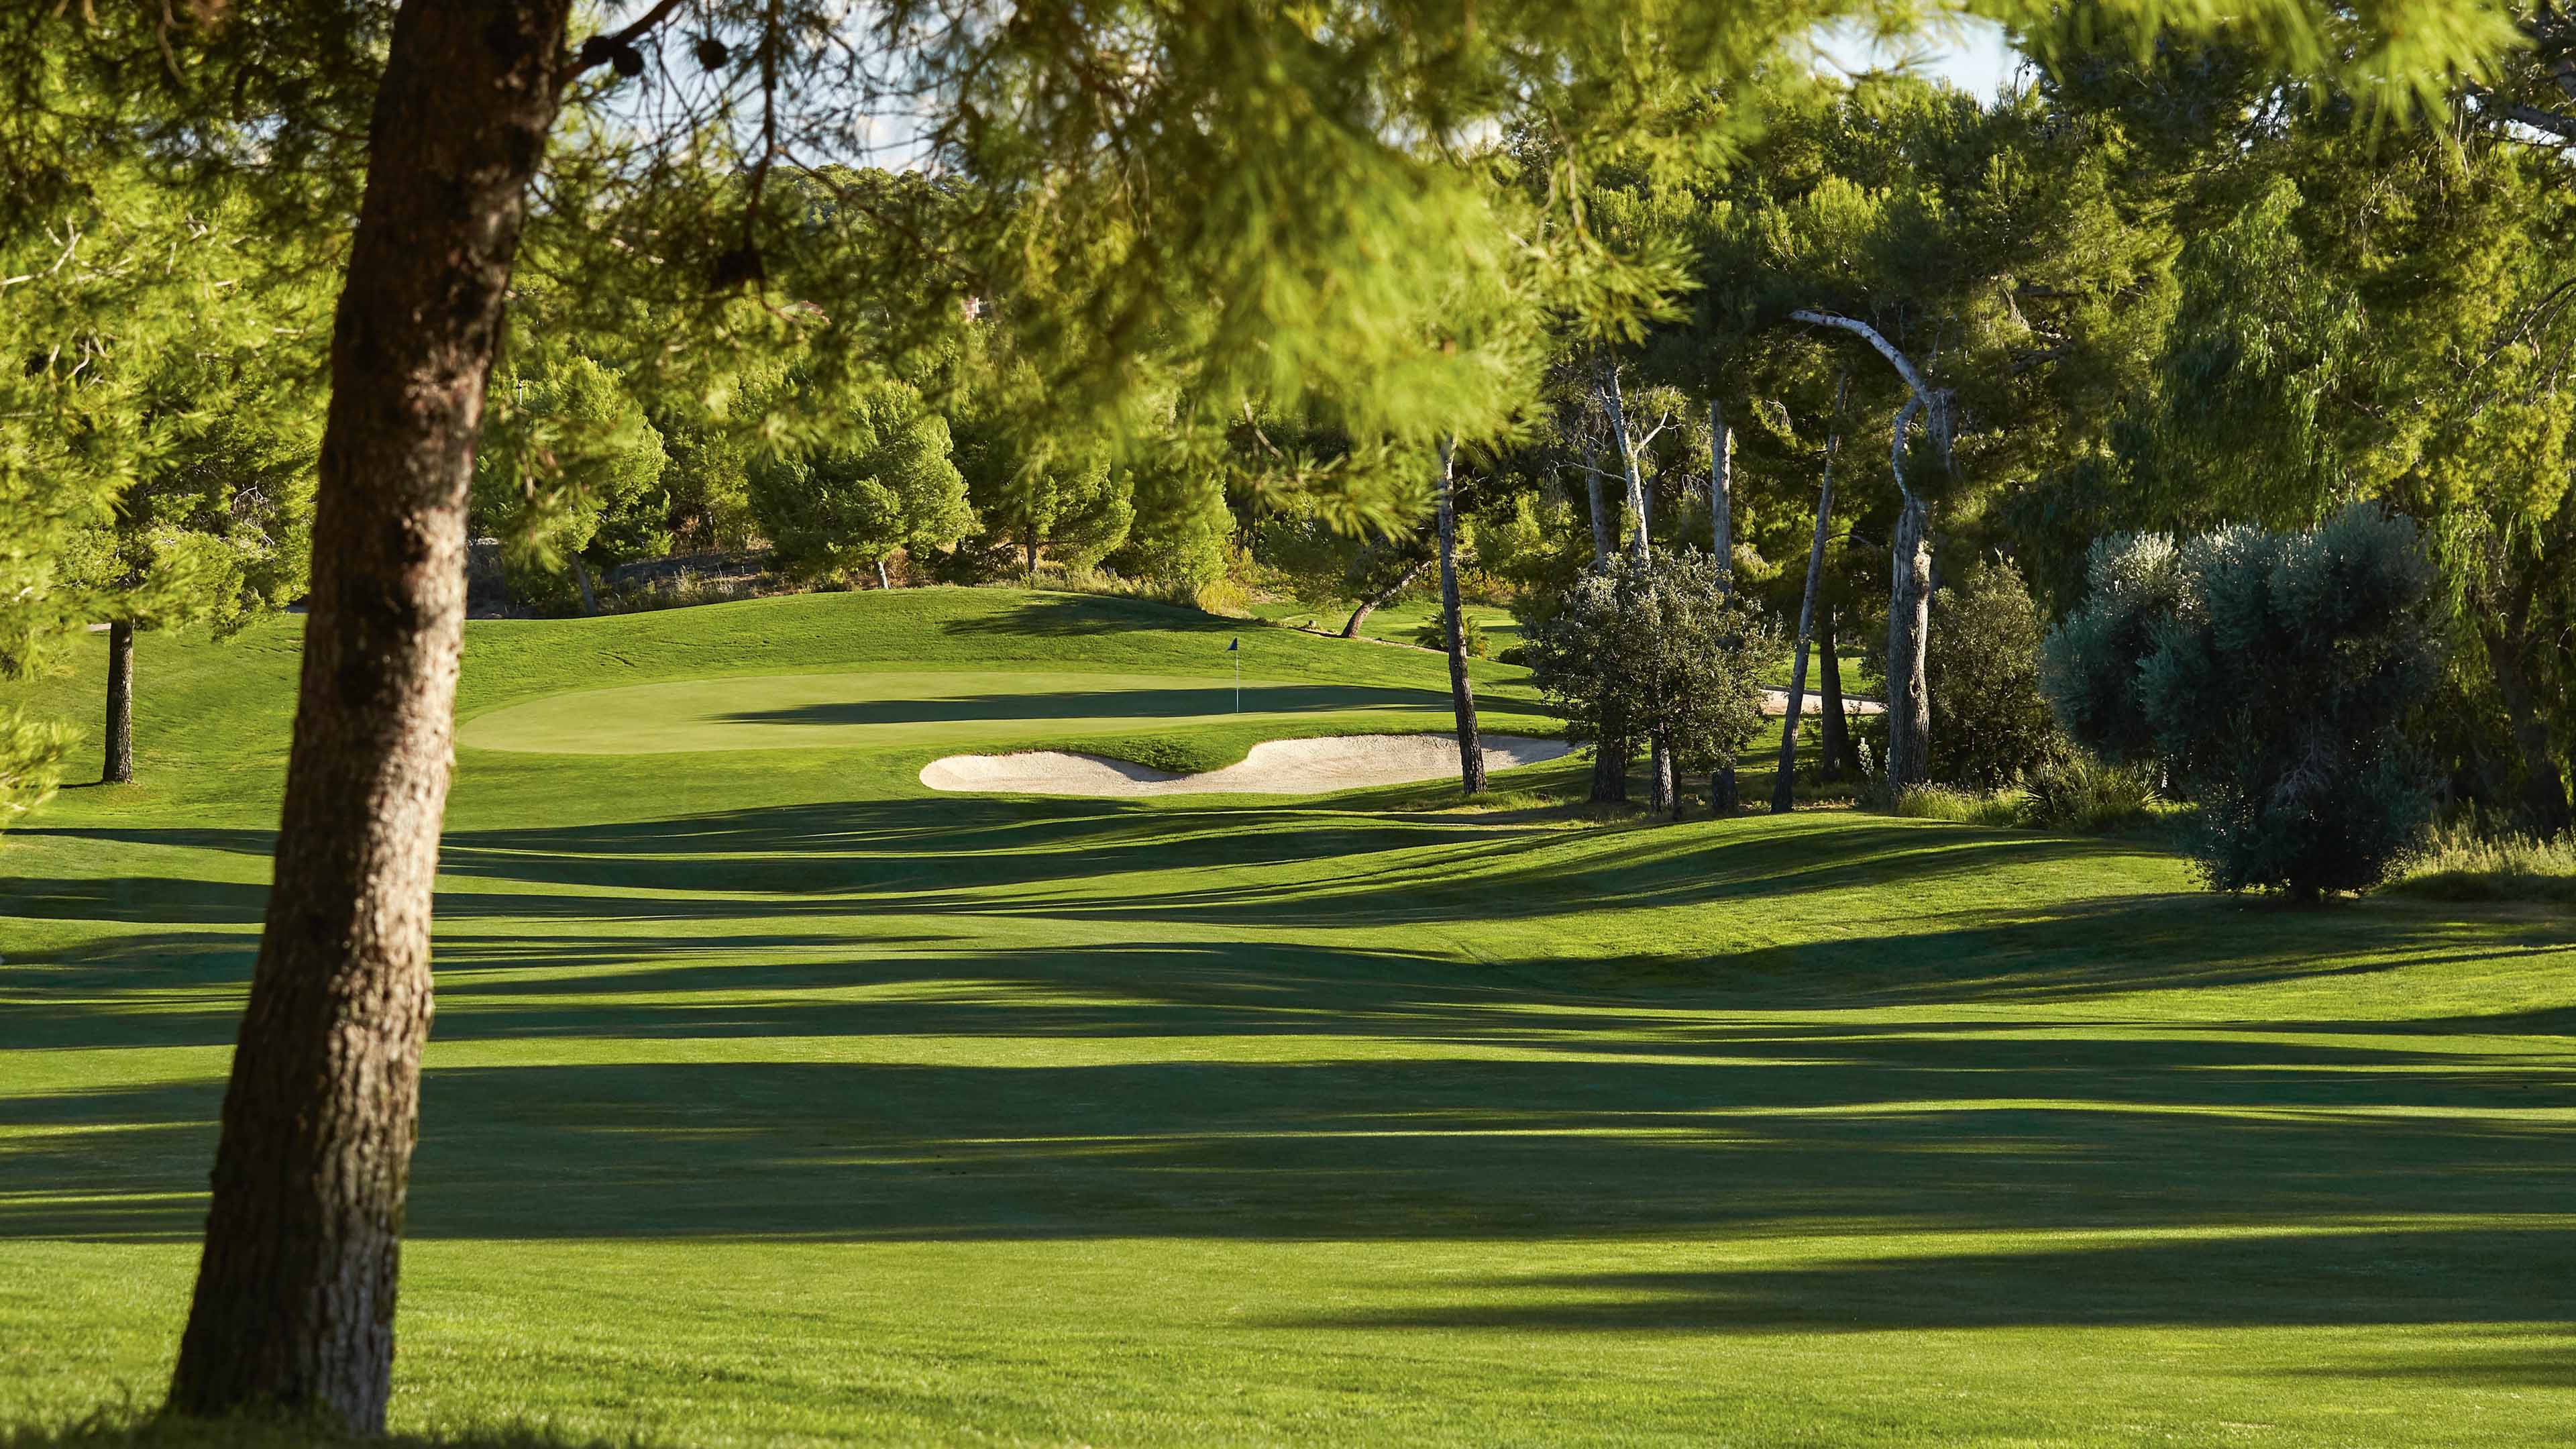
<box><xmin>920</xmin><ymin>733</ymin><xmax>1574</xmax><ymax>798</ymax></box>
<box><xmin>1763</xmin><ymin>687</ymin><xmax>1883</xmax><ymax>717</ymax></box>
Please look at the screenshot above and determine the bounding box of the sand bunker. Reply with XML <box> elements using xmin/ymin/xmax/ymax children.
<box><xmin>921</xmin><ymin>733</ymin><xmax>1573</xmax><ymax>797</ymax></box>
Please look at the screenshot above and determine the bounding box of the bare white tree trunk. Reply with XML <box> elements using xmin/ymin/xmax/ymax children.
<box><xmin>1709</xmin><ymin>398</ymin><xmax>1733</xmax><ymax>578</ymax></box>
<box><xmin>1773</xmin><ymin>394</ymin><xmax>1845</xmax><ymax>813</ymax></box>
<box><xmin>1597</xmin><ymin>361</ymin><xmax>1650</xmax><ymax>560</ymax></box>
<box><xmin>1790</xmin><ymin>311</ymin><xmax>1944</xmax><ymax>788</ymax></box>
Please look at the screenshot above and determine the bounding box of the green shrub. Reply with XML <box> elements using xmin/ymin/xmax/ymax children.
<box><xmin>746</xmin><ymin>384</ymin><xmax>973</xmax><ymax>584</ymax></box>
<box><xmin>1892</xmin><ymin>784</ymin><xmax>2027</xmax><ymax>827</ymax></box>
<box><xmin>2043</xmin><ymin>505</ymin><xmax>2442</xmax><ymax>900</ymax></box>
<box><xmin>2021</xmin><ymin>756</ymin><xmax>2159</xmax><ymax>833</ymax></box>
<box><xmin>1925</xmin><ymin>559</ymin><xmax>2065</xmax><ymax>789</ymax></box>
<box><xmin>1413</xmin><ymin>613</ymin><xmax>1490</xmax><ymax>657</ymax></box>
<box><xmin>2386</xmin><ymin>824</ymin><xmax>2576</xmax><ymax>904</ymax></box>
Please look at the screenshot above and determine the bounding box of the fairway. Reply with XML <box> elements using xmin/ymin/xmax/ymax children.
<box><xmin>461</xmin><ymin>670</ymin><xmax>1456</xmax><ymax>755</ymax></box>
<box><xmin>5</xmin><ymin>588</ymin><xmax>2573</xmax><ymax>1447</ymax></box>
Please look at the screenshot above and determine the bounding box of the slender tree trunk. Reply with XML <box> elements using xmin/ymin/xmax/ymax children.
<box><xmin>1817</xmin><ymin>607</ymin><xmax>1854</xmax><ymax>782</ymax></box>
<box><xmin>1709</xmin><ymin>398</ymin><xmax>1733</xmax><ymax>576</ymax></box>
<box><xmin>1340</xmin><ymin>555</ymin><xmax>1431</xmax><ymax>639</ymax></box>
<box><xmin>1708</xmin><ymin>398</ymin><xmax>1737</xmax><ymax>810</ymax></box>
<box><xmin>103</xmin><ymin>620</ymin><xmax>135</xmax><ymax>784</ymax></box>
<box><xmin>876</xmin><ymin>558</ymin><xmax>892</xmax><ymax>590</ymax></box>
<box><xmin>1774</xmin><ymin>400</ymin><xmax>1843</xmax><ymax>813</ymax></box>
<box><xmin>1886</xmin><ymin>488</ymin><xmax>1933</xmax><ymax>788</ymax></box>
<box><xmin>1581</xmin><ymin>426</ymin><xmax>1612</xmax><ymax>569</ymax></box>
<box><xmin>569</xmin><ymin>553</ymin><xmax>598</xmax><ymax>616</ymax></box>
<box><xmin>1884</xmin><ymin>396</ymin><xmax>1933</xmax><ymax>788</ymax></box>
<box><xmin>1436</xmin><ymin>437</ymin><xmax>1485</xmax><ymax>795</ymax></box>
<box><xmin>1025</xmin><ymin>527</ymin><xmax>1038</xmax><ymax>575</ymax></box>
<box><xmin>166</xmin><ymin>1</ymin><xmax>570</xmax><ymax>1432</ymax></box>
<box><xmin>1598</xmin><ymin>362</ymin><xmax>1649</xmax><ymax>559</ymax></box>
<box><xmin>1649</xmin><ymin>730</ymin><xmax>1675</xmax><ymax>814</ymax></box>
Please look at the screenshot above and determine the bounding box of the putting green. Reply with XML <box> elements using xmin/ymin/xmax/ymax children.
<box><xmin>458</xmin><ymin>669</ymin><xmax>1458</xmax><ymax>755</ymax></box>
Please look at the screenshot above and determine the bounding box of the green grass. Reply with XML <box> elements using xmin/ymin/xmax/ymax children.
<box><xmin>4</xmin><ymin>586</ymin><xmax>2574</xmax><ymax>1447</ymax></box>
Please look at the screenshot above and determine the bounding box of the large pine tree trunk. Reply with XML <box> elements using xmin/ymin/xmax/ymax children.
<box><xmin>103</xmin><ymin>620</ymin><xmax>134</xmax><ymax>784</ymax></box>
<box><xmin>1817</xmin><ymin>607</ymin><xmax>1855</xmax><ymax>782</ymax></box>
<box><xmin>166</xmin><ymin>0</ymin><xmax>570</xmax><ymax>1432</ymax></box>
<box><xmin>1340</xmin><ymin>555</ymin><xmax>1430</xmax><ymax>638</ymax></box>
<box><xmin>1436</xmin><ymin>437</ymin><xmax>1485</xmax><ymax>795</ymax></box>
<box><xmin>1591</xmin><ymin>724</ymin><xmax>1628</xmax><ymax>803</ymax></box>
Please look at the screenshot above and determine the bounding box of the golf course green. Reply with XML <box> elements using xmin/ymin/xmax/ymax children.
<box><xmin>3</xmin><ymin>586</ymin><xmax>2572</xmax><ymax>1446</ymax></box>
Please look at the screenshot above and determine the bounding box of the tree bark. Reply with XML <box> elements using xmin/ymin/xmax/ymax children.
<box><xmin>1340</xmin><ymin>555</ymin><xmax>1430</xmax><ymax>639</ymax></box>
<box><xmin>166</xmin><ymin>0</ymin><xmax>571</xmax><ymax>1432</ymax></box>
<box><xmin>1436</xmin><ymin>436</ymin><xmax>1485</xmax><ymax>795</ymax></box>
<box><xmin>1774</xmin><ymin>406</ymin><xmax>1843</xmax><ymax>813</ymax></box>
<box><xmin>103</xmin><ymin>620</ymin><xmax>135</xmax><ymax>784</ymax></box>
<box><xmin>1580</xmin><ymin>421</ymin><xmax>1613</xmax><ymax>569</ymax></box>
<box><xmin>1649</xmin><ymin>730</ymin><xmax>1676</xmax><ymax>814</ymax></box>
<box><xmin>1597</xmin><ymin>361</ymin><xmax>1650</xmax><ymax>559</ymax></box>
<box><xmin>1886</xmin><ymin>478</ymin><xmax>1934</xmax><ymax>787</ymax></box>
<box><xmin>1591</xmin><ymin>725</ymin><xmax>1629</xmax><ymax>803</ymax></box>
<box><xmin>877</xmin><ymin>558</ymin><xmax>892</xmax><ymax>590</ymax></box>
<box><xmin>1709</xmin><ymin>398</ymin><xmax>1733</xmax><ymax>578</ymax></box>
<box><xmin>1025</xmin><ymin>526</ymin><xmax>1039</xmax><ymax>575</ymax></box>
<box><xmin>1817</xmin><ymin>607</ymin><xmax>1855</xmax><ymax>782</ymax></box>
<box><xmin>569</xmin><ymin>553</ymin><xmax>598</xmax><ymax>616</ymax></box>
<box><xmin>1792</xmin><ymin>311</ymin><xmax>1944</xmax><ymax>789</ymax></box>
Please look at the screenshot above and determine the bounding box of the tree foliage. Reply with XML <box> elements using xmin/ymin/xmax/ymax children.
<box><xmin>1525</xmin><ymin>551</ymin><xmax>1773</xmax><ymax>791</ymax></box>
<box><xmin>745</xmin><ymin>384</ymin><xmax>973</xmax><ymax>582</ymax></box>
<box><xmin>2043</xmin><ymin>506</ymin><xmax>2443</xmax><ymax>898</ymax></box>
<box><xmin>1925</xmin><ymin>559</ymin><xmax>2063</xmax><ymax>788</ymax></box>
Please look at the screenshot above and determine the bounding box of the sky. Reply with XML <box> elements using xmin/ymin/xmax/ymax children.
<box><xmin>1809</xmin><ymin>15</ymin><xmax>2027</xmax><ymax>99</ymax></box>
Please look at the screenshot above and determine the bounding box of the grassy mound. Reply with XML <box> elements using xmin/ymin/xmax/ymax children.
<box><xmin>3</xmin><ymin>587</ymin><xmax>2572</xmax><ymax>1447</ymax></box>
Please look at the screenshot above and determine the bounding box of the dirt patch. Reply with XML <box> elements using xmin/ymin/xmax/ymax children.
<box><xmin>920</xmin><ymin>733</ymin><xmax>1572</xmax><ymax>797</ymax></box>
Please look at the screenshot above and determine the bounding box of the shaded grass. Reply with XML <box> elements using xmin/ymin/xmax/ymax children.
<box><xmin>5</xmin><ymin>588</ymin><xmax>2574</xmax><ymax>1446</ymax></box>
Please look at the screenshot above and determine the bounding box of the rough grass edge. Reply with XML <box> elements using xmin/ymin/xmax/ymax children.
<box><xmin>2385</xmin><ymin>824</ymin><xmax>2576</xmax><ymax>904</ymax></box>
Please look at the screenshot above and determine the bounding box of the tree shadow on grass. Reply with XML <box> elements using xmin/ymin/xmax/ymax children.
<box><xmin>1259</xmin><ymin>1228</ymin><xmax>2576</xmax><ymax>1333</ymax></box>
<box><xmin>2</xmin><ymin>1412</ymin><xmax>645</xmax><ymax>1449</ymax></box>
<box><xmin>11</xmin><ymin>969</ymin><xmax>2576</xmax><ymax>1263</ymax></box>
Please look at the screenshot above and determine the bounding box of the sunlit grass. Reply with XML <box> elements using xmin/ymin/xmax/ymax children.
<box><xmin>3</xmin><ymin>588</ymin><xmax>2571</xmax><ymax>1447</ymax></box>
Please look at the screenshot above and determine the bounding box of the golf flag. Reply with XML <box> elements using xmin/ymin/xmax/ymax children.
<box><xmin>1226</xmin><ymin>638</ymin><xmax>1239</xmax><ymax>651</ymax></box>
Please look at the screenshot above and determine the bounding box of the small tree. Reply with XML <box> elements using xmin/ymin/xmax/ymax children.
<box><xmin>1525</xmin><ymin>551</ymin><xmax>1772</xmax><ymax>816</ymax></box>
<box><xmin>1926</xmin><ymin>559</ymin><xmax>2065</xmax><ymax>790</ymax></box>
<box><xmin>473</xmin><ymin>356</ymin><xmax>669</xmax><ymax>610</ymax></box>
<box><xmin>747</xmin><ymin>384</ymin><xmax>973</xmax><ymax>584</ymax></box>
<box><xmin>2043</xmin><ymin>504</ymin><xmax>2443</xmax><ymax>899</ymax></box>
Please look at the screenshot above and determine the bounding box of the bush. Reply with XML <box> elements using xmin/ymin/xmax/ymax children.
<box><xmin>1892</xmin><ymin>784</ymin><xmax>2025</xmax><ymax>828</ymax></box>
<box><xmin>2021</xmin><ymin>756</ymin><xmax>2159</xmax><ymax>833</ymax></box>
<box><xmin>1925</xmin><ymin>559</ymin><xmax>2065</xmax><ymax>789</ymax></box>
<box><xmin>1413</xmin><ymin>613</ymin><xmax>1490</xmax><ymax>657</ymax></box>
<box><xmin>1525</xmin><ymin>552</ymin><xmax>1773</xmax><ymax>809</ymax></box>
<box><xmin>2043</xmin><ymin>504</ymin><xmax>2441</xmax><ymax>899</ymax></box>
<box><xmin>1</xmin><ymin>706</ymin><xmax>68</xmax><ymax>828</ymax></box>
<box><xmin>746</xmin><ymin>384</ymin><xmax>972</xmax><ymax>584</ymax></box>
<box><xmin>2387</xmin><ymin>824</ymin><xmax>2576</xmax><ymax>904</ymax></box>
